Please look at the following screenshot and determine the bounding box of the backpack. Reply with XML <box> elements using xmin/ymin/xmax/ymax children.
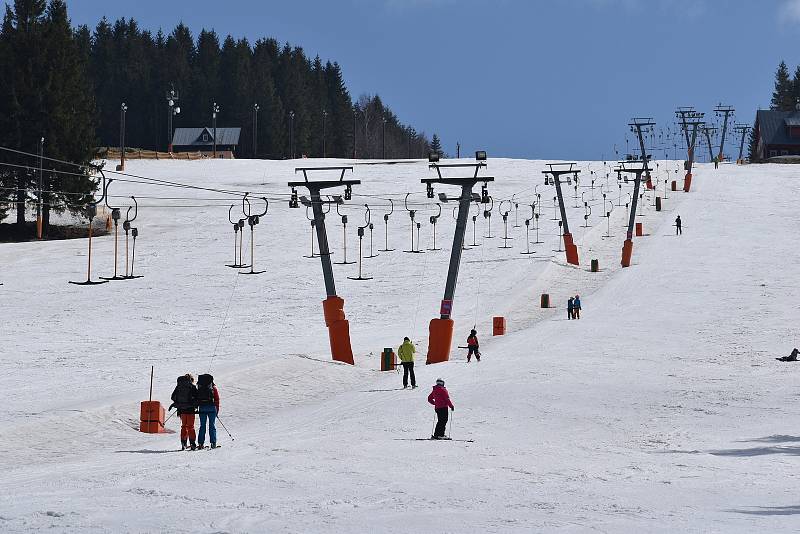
<box><xmin>173</xmin><ymin>376</ymin><xmax>194</xmax><ymax>406</ymax></box>
<box><xmin>196</xmin><ymin>374</ymin><xmax>215</xmax><ymax>405</ymax></box>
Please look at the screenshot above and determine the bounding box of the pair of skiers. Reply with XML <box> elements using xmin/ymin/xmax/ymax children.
<box><xmin>567</xmin><ymin>295</ymin><xmax>582</xmax><ymax>320</ymax></box>
<box><xmin>170</xmin><ymin>373</ymin><xmax>220</xmax><ymax>450</ymax></box>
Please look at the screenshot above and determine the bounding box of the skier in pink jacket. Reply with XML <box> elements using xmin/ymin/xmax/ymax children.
<box><xmin>427</xmin><ymin>378</ymin><xmax>455</xmax><ymax>439</ymax></box>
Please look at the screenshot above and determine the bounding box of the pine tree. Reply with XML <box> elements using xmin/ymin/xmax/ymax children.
<box><xmin>430</xmin><ymin>133</ymin><xmax>443</xmax><ymax>157</ymax></box>
<box><xmin>747</xmin><ymin>122</ymin><xmax>759</xmax><ymax>162</ymax></box>
<box><xmin>771</xmin><ymin>61</ymin><xmax>794</xmax><ymax>111</ymax></box>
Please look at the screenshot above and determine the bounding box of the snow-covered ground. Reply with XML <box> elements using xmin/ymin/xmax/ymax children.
<box><xmin>1</xmin><ymin>157</ymin><xmax>799</xmax><ymax>532</ymax></box>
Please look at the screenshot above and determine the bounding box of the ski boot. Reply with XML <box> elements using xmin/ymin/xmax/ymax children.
<box><xmin>181</xmin><ymin>439</ymin><xmax>187</xmax><ymax>451</ymax></box>
<box><xmin>190</xmin><ymin>441</ymin><xmax>197</xmax><ymax>451</ymax></box>
<box><xmin>211</xmin><ymin>443</ymin><xmax>217</xmax><ymax>449</ymax></box>
<box><xmin>197</xmin><ymin>444</ymin><xmax>205</xmax><ymax>450</ymax></box>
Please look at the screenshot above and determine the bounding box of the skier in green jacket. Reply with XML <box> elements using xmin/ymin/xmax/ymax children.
<box><xmin>397</xmin><ymin>337</ymin><xmax>417</xmax><ymax>389</ymax></box>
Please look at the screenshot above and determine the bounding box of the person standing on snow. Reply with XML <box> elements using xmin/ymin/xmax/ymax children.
<box><xmin>170</xmin><ymin>374</ymin><xmax>198</xmax><ymax>450</ymax></box>
<box><xmin>567</xmin><ymin>297</ymin><xmax>575</xmax><ymax>320</ymax></box>
<box><xmin>675</xmin><ymin>215</ymin><xmax>682</xmax><ymax>235</ymax></box>
<box><xmin>573</xmin><ymin>295</ymin><xmax>582</xmax><ymax>319</ymax></box>
<box><xmin>398</xmin><ymin>337</ymin><xmax>417</xmax><ymax>389</ymax></box>
<box><xmin>196</xmin><ymin>374</ymin><xmax>220</xmax><ymax>449</ymax></box>
<box><xmin>428</xmin><ymin>378</ymin><xmax>455</xmax><ymax>439</ymax></box>
<box><xmin>466</xmin><ymin>329</ymin><xmax>481</xmax><ymax>362</ymax></box>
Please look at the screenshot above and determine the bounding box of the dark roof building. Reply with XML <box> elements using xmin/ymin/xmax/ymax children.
<box><xmin>753</xmin><ymin>109</ymin><xmax>800</xmax><ymax>160</ymax></box>
<box><xmin>172</xmin><ymin>127</ymin><xmax>241</xmax><ymax>158</ymax></box>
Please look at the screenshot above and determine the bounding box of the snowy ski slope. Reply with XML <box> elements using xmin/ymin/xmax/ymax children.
<box><xmin>1</xmin><ymin>158</ymin><xmax>799</xmax><ymax>532</ymax></box>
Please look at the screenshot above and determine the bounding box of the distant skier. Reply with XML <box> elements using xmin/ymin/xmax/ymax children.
<box><xmin>466</xmin><ymin>329</ymin><xmax>481</xmax><ymax>362</ymax></box>
<box><xmin>428</xmin><ymin>378</ymin><xmax>455</xmax><ymax>439</ymax></box>
<box><xmin>398</xmin><ymin>337</ymin><xmax>417</xmax><ymax>389</ymax></box>
<box><xmin>170</xmin><ymin>374</ymin><xmax>198</xmax><ymax>450</ymax></box>
<box><xmin>573</xmin><ymin>294</ymin><xmax>582</xmax><ymax>319</ymax></box>
<box><xmin>675</xmin><ymin>215</ymin><xmax>682</xmax><ymax>235</ymax></box>
<box><xmin>196</xmin><ymin>374</ymin><xmax>220</xmax><ymax>449</ymax></box>
<box><xmin>567</xmin><ymin>297</ymin><xmax>575</xmax><ymax>320</ymax></box>
<box><xmin>713</xmin><ymin>156</ymin><xmax>719</xmax><ymax>169</ymax></box>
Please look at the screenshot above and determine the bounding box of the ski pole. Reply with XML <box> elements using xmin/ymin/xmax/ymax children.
<box><xmin>215</xmin><ymin>414</ymin><xmax>235</xmax><ymax>441</ymax></box>
<box><xmin>158</xmin><ymin>409</ymin><xmax>177</xmax><ymax>430</ymax></box>
<box><xmin>448</xmin><ymin>410</ymin><xmax>453</xmax><ymax>439</ymax></box>
<box><xmin>431</xmin><ymin>412</ymin><xmax>436</xmax><ymax>437</ymax></box>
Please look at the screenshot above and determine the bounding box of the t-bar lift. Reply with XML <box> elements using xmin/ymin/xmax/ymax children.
<box><xmin>542</xmin><ymin>163</ymin><xmax>580</xmax><ymax>265</ymax></box>
<box><xmin>676</xmin><ymin>108</ymin><xmax>704</xmax><ymax>192</ymax></box>
<box><xmin>288</xmin><ymin>166</ymin><xmax>359</xmax><ymax>365</ymax></box>
<box><xmin>620</xmin><ymin>117</ymin><xmax>655</xmax><ymax>267</ymax></box>
<box><xmin>421</xmin><ymin>157</ymin><xmax>493</xmax><ymax>364</ymax></box>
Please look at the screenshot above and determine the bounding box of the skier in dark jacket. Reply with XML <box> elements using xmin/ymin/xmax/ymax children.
<box><xmin>466</xmin><ymin>329</ymin><xmax>481</xmax><ymax>362</ymax></box>
<box><xmin>196</xmin><ymin>374</ymin><xmax>220</xmax><ymax>449</ymax></box>
<box><xmin>170</xmin><ymin>374</ymin><xmax>198</xmax><ymax>450</ymax></box>
<box><xmin>567</xmin><ymin>297</ymin><xmax>575</xmax><ymax>320</ymax></box>
<box><xmin>573</xmin><ymin>295</ymin><xmax>582</xmax><ymax>319</ymax></box>
<box><xmin>675</xmin><ymin>215</ymin><xmax>682</xmax><ymax>235</ymax></box>
<box><xmin>427</xmin><ymin>378</ymin><xmax>455</xmax><ymax>439</ymax></box>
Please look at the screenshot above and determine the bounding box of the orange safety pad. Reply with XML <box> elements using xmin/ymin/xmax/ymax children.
<box><xmin>426</xmin><ymin>318</ymin><xmax>454</xmax><ymax>365</ymax></box>
<box><xmin>563</xmin><ymin>233</ymin><xmax>580</xmax><ymax>266</ymax></box>
<box><xmin>322</xmin><ymin>296</ymin><xmax>345</xmax><ymax>326</ymax></box>
<box><xmin>139</xmin><ymin>400</ymin><xmax>166</xmax><ymax>434</ymax></box>
<box><xmin>621</xmin><ymin>239</ymin><xmax>633</xmax><ymax>267</ymax></box>
<box><xmin>671</xmin><ymin>180</ymin><xmax>677</xmax><ymax>191</ymax></box>
<box><xmin>493</xmin><ymin>317</ymin><xmax>506</xmax><ymax>336</ymax></box>
<box><xmin>540</xmin><ymin>293</ymin><xmax>550</xmax><ymax>308</ymax></box>
<box><xmin>328</xmin><ymin>319</ymin><xmax>354</xmax><ymax>365</ymax></box>
<box><xmin>683</xmin><ymin>173</ymin><xmax>692</xmax><ymax>193</ymax></box>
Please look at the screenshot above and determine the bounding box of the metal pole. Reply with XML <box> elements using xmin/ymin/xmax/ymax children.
<box><xmin>37</xmin><ymin>137</ymin><xmax>43</xmax><ymax>239</ymax></box>
<box><xmin>149</xmin><ymin>365</ymin><xmax>154</xmax><ymax>402</ymax></box>
<box><xmin>352</xmin><ymin>111</ymin><xmax>357</xmax><ymax>159</ymax></box>
<box><xmin>323</xmin><ymin>110</ymin><xmax>327</xmax><ymax>158</ymax></box>
<box><xmin>311</xmin><ymin>189</ymin><xmax>337</xmax><ymax>296</ymax></box>
<box><xmin>441</xmin><ymin>184</ymin><xmax>473</xmax><ymax>319</ymax></box>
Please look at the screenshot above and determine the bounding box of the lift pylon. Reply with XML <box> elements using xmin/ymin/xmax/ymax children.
<box><xmin>289</xmin><ymin>166</ymin><xmax>360</xmax><ymax>365</ymax></box>
<box><xmin>676</xmin><ymin>108</ymin><xmax>704</xmax><ymax>192</ymax></box>
<box><xmin>714</xmin><ymin>104</ymin><xmax>735</xmax><ymax>163</ymax></box>
<box><xmin>542</xmin><ymin>163</ymin><xmax>580</xmax><ymax>265</ymax></box>
<box><xmin>620</xmin><ymin>118</ymin><xmax>655</xmax><ymax>268</ymax></box>
<box><xmin>422</xmin><ymin>160</ymin><xmax>493</xmax><ymax>365</ymax></box>
<box><xmin>733</xmin><ymin>124</ymin><xmax>751</xmax><ymax>164</ymax></box>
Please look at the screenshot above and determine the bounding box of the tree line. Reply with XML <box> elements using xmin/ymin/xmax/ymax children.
<box><xmin>0</xmin><ymin>0</ymin><xmax>435</xmax><ymax>234</ymax></box>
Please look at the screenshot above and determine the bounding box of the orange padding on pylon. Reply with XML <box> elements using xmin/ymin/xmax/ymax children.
<box><xmin>563</xmin><ymin>233</ymin><xmax>579</xmax><ymax>266</ymax></box>
<box><xmin>328</xmin><ymin>319</ymin><xmax>354</xmax><ymax>365</ymax></box>
<box><xmin>322</xmin><ymin>296</ymin><xmax>346</xmax><ymax>326</ymax></box>
<box><xmin>683</xmin><ymin>173</ymin><xmax>692</xmax><ymax>193</ymax></box>
<box><xmin>323</xmin><ymin>297</ymin><xmax>354</xmax><ymax>365</ymax></box>
<box><xmin>621</xmin><ymin>239</ymin><xmax>633</xmax><ymax>268</ymax></box>
<box><xmin>140</xmin><ymin>400</ymin><xmax>167</xmax><ymax>433</ymax></box>
<box><xmin>427</xmin><ymin>318</ymin><xmax>454</xmax><ymax>365</ymax></box>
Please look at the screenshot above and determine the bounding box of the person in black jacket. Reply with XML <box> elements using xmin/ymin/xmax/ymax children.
<box><xmin>170</xmin><ymin>374</ymin><xmax>198</xmax><ymax>450</ymax></box>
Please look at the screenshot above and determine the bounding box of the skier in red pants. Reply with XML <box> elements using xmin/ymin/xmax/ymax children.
<box><xmin>170</xmin><ymin>374</ymin><xmax>198</xmax><ymax>450</ymax></box>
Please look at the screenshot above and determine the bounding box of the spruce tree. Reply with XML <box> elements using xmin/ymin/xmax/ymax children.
<box><xmin>771</xmin><ymin>61</ymin><xmax>794</xmax><ymax>111</ymax></box>
<box><xmin>430</xmin><ymin>134</ymin><xmax>443</xmax><ymax>157</ymax></box>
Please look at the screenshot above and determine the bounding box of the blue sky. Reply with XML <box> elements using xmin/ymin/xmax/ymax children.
<box><xmin>43</xmin><ymin>1</ymin><xmax>800</xmax><ymax>158</ymax></box>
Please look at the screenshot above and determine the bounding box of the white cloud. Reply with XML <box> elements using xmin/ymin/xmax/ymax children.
<box><xmin>780</xmin><ymin>0</ymin><xmax>800</xmax><ymax>23</ymax></box>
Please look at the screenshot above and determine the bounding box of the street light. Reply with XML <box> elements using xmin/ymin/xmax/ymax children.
<box><xmin>166</xmin><ymin>86</ymin><xmax>180</xmax><ymax>152</ymax></box>
<box><xmin>352</xmin><ymin>109</ymin><xmax>358</xmax><ymax>159</ymax></box>
<box><xmin>212</xmin><ymin>102</ymin><xmax>220</xmax><ymax>158</ymax></box>
<box><xmin>289</xmin><ymin>110</ymin><xmax>295</xmax><ymax>159</ymax></box>
<box><xmin>37</xmin><ymin>136</ymin><xmax>44</xmax><ymax>239</ymax></box>
<box><xmin>118</xmin><ymin>103</ymin><xmax>127</xmax><ymax>171</ymax></box>
<box><xmin>322</xmin><ymin>109</ymin><xmax>328</xmax><ymax>158</ymax></box>
<box><xmin>252</xmin><ymin>103</ymin><xmax>260</xmax><ymax>158</ymax></box>
<box><xmin>382</xmin><ymin>116</ymin><xmax>387</xmax><ymax>159</ymax></box>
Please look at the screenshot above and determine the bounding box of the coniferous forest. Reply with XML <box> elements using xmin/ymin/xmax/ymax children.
<box><xmin>0</xmin><ymin>0</ymin><xmax>433</xmax><ymax>231</ymax></box>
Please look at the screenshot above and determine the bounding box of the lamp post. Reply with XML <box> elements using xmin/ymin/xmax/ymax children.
<box><xmin>119</xmin><ymin>103</ymin><xmax>127</xmax><ymax>171</ymax></box>
<box><xmin>37</xmin><ymin>136</ymin><xmax>44</xmax><ymax>239</ymax></box>
<box><xmin>289</xmin><ymin>110</ymin><xmax>295</xmax><ymax>159</ymax></box>
<box><xmin>322</xmin><ymin>109</ymin><xmax>328</xmax><ymax>158</ymax></box>
<box><xmin>252</xmin><ymin>103</ymin><xmax>260</xmax><ymax>158</ymax></box>
<box><xmin>382</xmin><ymin>116</ymin><xmax>387</xmax><ymax>159</ymax></box>
<box><xmin>166</xmin><ymin>87</ymin><xmax>180</xmax><ymax>152</ymax></box>
<box><xmin>352</xmin><ymin>109</ymin><xmax>357</xmax><ymax>159</ymax></box>
<box><xmin>212</xmin><ymin>102</ymin><xmax>220</xmax><ymax>158</ymax></box>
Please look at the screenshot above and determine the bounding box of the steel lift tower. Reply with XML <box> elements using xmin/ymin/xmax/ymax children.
<box><xmin>288</xmin><ymin>167</ymin><xmax>360</xmax><ymax>365</ymax></box>
<box><xmin>733</xmin><ymin>124</ymin><xmax>752</xmax><ymax>164</ymax></box>
<box><xmin>421</xmin><ymin>155</ymin><xmax>493</xmax><ymax>364</ymax></box>
<box><xmin>621</xmin><ymin>118</ymin><xmax>655</xmax><ymax>267</ymax></box>
<box><xmin>714</xmin><ymin>104</ymin><xmax>735</xmax><ymax>163</ymax></box>
<box><xmin>542</xmin><ymin>163</ymin><xmax>580</xmax><ymax>266</ymax></box>
<box><xmin>676</xmin><ymin>108</ymin><xmax>704</xmax><ymax>192</ymax></box>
